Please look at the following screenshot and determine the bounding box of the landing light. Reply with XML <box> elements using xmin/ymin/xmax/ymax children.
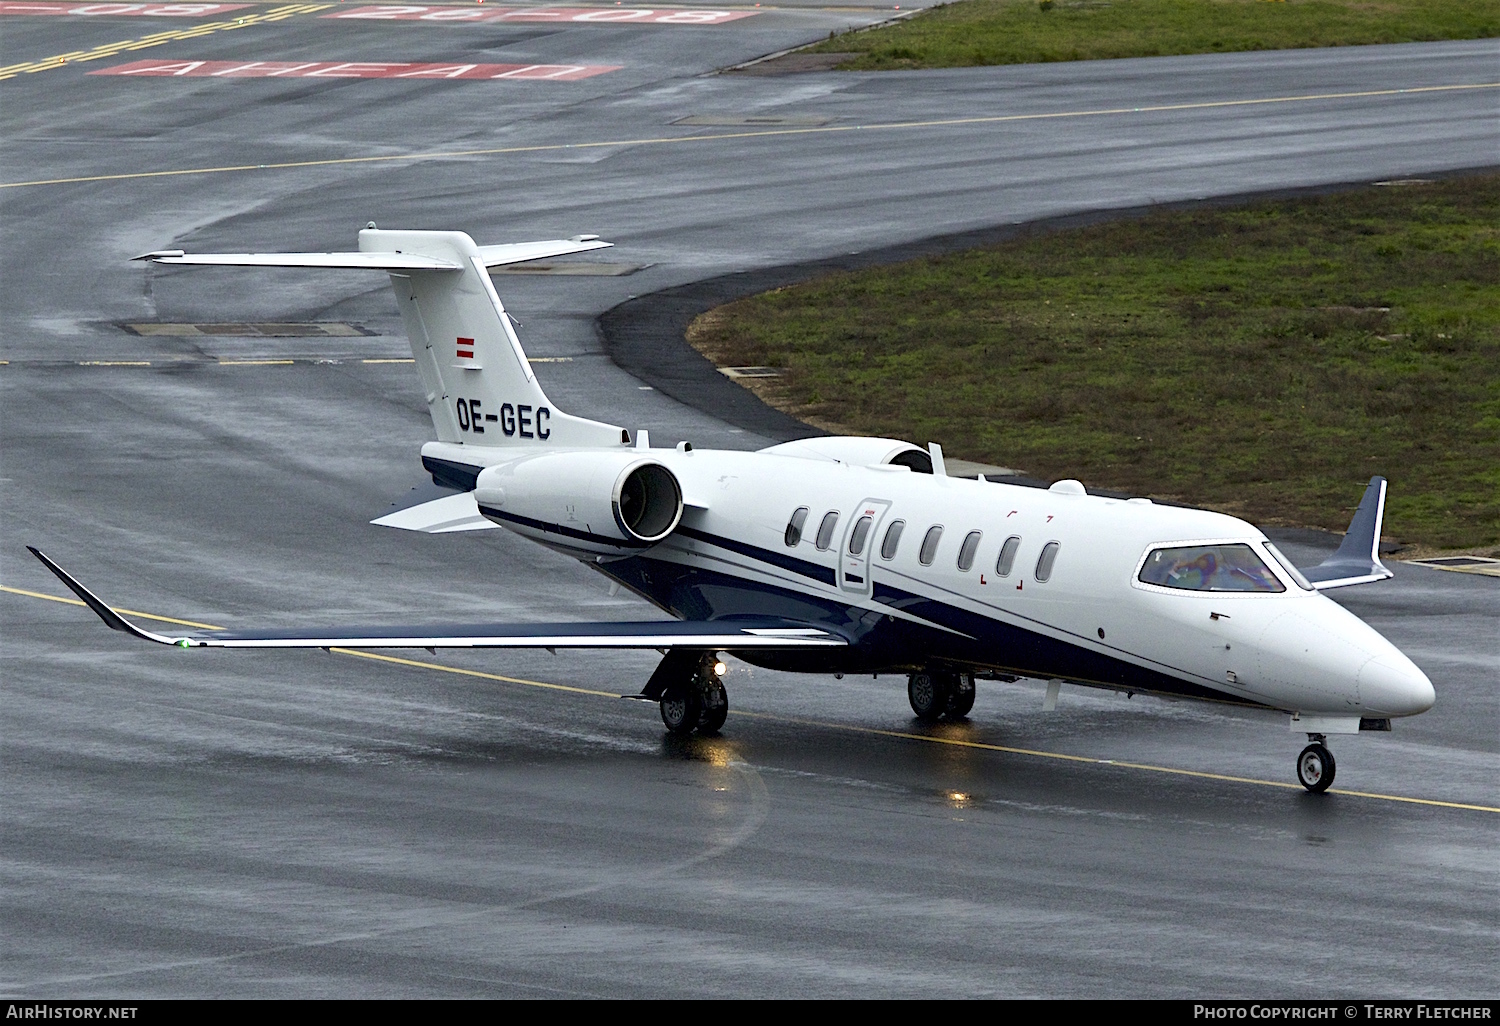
<box><xmin>713</xmin><ymin>660</ymin><xmax>728</xmax><ymax>677</ymax></box>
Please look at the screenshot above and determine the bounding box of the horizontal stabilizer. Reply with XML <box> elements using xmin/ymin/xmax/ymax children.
<box><xmin>476</xmin><ymin>236</ymin><xmax>611</xmax><ymax>268</ymax></box>
<box><xmin>134</xmin><ymin>250</ymin><xmax>462</xmax><ymax>271</ymax></box>
<box><xmin>372</xmin><ymin>483</ymin><xmax>496</xmax><ymax>534</ymax></box>
<box><xmin>28</xmin><ymin>548</ymin><xmax>847</xmax><ymax>651</ymax></box>
<box><xmin>134</xmin><ymin>236</ymin><xmax>611</xmax><ymax>272</ymax></box>
<box><xmin>1300</xmin><ymin>476</ymin><xmax>1394</xmax><ymax>590</ymax></box>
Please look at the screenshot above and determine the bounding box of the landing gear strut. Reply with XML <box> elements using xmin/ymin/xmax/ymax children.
<box><xmin>1296</xmin><ymin>734</ymin><xmax>1336</xmax><ymax>793</ymax></box>
<box><xmin>646</xmin><ymin>650</ymin><xmax>728</xmax><ymax>736</ymax></box>
<box><xmin>908</xmin><ymin>670</ymin><xmax>975</xmax><ymax>722</ymax></box>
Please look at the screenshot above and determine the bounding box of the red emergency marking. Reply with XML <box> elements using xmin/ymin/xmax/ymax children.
<box><xmin>456</xmin><ymin>337</ymin><xmax>474</xmax><ymax>359</ymax></box>
<box><xmin>326</xmin><ymin>5</ymin><xmax>756</xmax><ymax>25</ymax></box>
<box><xmin>0</xmin><ymin>2</ymin><xmax>248</xmax><ymax>14</ymax></box>
<box><xmin>92</xmin><ymin>59</ymin><xmax>621</xmax><ymax>80</ymax></box>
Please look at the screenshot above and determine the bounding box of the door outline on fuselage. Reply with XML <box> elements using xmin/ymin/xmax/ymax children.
<box><xmin>840</xmin><ymin>498</ymin><xmax>892</xmax><ymax>597</ymax></box>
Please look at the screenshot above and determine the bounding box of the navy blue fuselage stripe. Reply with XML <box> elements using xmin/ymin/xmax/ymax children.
<box><xmin>595</xmin><ymin>554</ymin><xmax>1263</xmax><ymax>707</ymax></box>
<box><xmin>479</xmin><ymin>505</ymin><xmax>650</xmax><ymax>549</ymax></box>
<box><xmin>675</xmin><ymin>525</ymin><xmax>837</xmax><ymax>585</ymax></box>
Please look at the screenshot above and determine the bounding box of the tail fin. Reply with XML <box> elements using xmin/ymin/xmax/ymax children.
<box><xmin>138</xmin><ymin>228</ymin><xmax>626</xmax><ymax>449</ymax></box>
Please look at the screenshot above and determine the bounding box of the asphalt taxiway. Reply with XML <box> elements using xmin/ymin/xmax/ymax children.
<box><xmin>1</xmin><ymin>4</ymin><xmax>1497</xmax><ymax>997</ymax></box>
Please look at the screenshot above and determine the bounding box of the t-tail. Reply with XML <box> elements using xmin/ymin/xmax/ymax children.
<box><xmin>138</xmin><ymin>227</ymin><xmax>630</xmax><ymax>455</ymax></box>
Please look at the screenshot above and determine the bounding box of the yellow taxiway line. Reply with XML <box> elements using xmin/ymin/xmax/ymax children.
<box><xmin>0</xmin><ymin>584</ymin><xmax>226</xmax><ymax>630</ymax></box>
<box><xmin>3</xmin><ymin>82</ymin><xmax>1496</xmax><ymax>190</ymax></box>
<box><xmin>4</xmin><ymin>582</ymin><xmax>1497</xmax><ymax>814</ymax></box>
<box><xmin>0</xmin><ymin>4</ymin><xmax>332</xmax><ymax>82</ymax></box>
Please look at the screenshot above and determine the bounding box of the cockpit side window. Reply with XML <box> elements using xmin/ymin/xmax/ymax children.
<box><xmin>784</xmin><ymin>507</ymin><xmax>809</xmax><ymax>547</ymax></box>
<box><xmin>1139</xmin><ymin>544</ymin><xmax>1286</xmax><ymax>593</ymax></box>
<box><xmin>1262</xmin><ymin>541</ymin><xmax>1315</xmax><ymax>591</ymax></box>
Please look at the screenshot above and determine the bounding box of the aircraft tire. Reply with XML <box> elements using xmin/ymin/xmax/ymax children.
<box><xmin>908</xmin><ymin>672</ymin><xmax>947</xmax><ymax>722</ymax></box>
<box><xmin>947</xmin><ymin>674</ymin><xmax>976</xmax><ymax>718</ymax></box>
<box><xmin>698</xmin><ymin>679</ymin><xmax>728</xmax><ymax>734</ymax></box>
<box><xmin>661</xmin><ymin>691</ymin><xmax>701</xmax><ymax>735</ymax></box>
<box><xmin>1296</xmin><ymin>743</ymin><xmax>1336</xmax><ymax>793</ymax></box>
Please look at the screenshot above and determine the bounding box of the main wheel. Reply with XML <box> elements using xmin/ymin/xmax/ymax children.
<box><xmin>698</xmin><ymin>679</ymin><xmax>728</xmax><ymax>734</ymax></box>
<box><xmin>908</xmin><ymin>672</ymin><xmax>947</xmax><ymax>722</ymax></box>
<box><xmin>1296</xmin><ymin>743</ymin><xmax>1336</xmax><ymax>793</ymax></box>
<box><xmin>660</xmin><ymin>691</ymin><xmax>701</xmax><ymax>735</ymax></box>
<box><xmin>947</xmin><ymin>674</ymin><xmax>976</xmax><ymax>718</ymax></box>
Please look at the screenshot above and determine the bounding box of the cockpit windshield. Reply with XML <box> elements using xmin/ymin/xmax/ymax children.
<box><xmin>1139</xmin><ymin>544</ymin><xmax>1286</xmax><ymax>593</ymax></box>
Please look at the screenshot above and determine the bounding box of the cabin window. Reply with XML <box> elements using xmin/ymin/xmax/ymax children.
<box><xmin>881</xmin><ymin>520</ymin><xmax>905</xmax><ymax>560</ymax></box>
<box><xmin>815</xmin><ymin>511</ymin><xmax>840</xmax><ymax>551</ymax></box>
<box><xmin>1138</xmin><ymin>543</ymin><xmax>1285</xmax><ymax>593</ymax></box>
<box><xmin>919</xmin><ymin>526</ymin><xmax>943</xmax><ymax>566</ymax></box>
<box><xmin>957</xmin><ymin>531</ymin><xmax>982</xmax><ymax>571</ymax></box>
<box><xmin>996</xmin><ymin>535</ymin><xmax>1021</xmax><ymax>576</ymax></box>
<box><xmin>1035</xmin><ymin>541</ymin><xmax>1060</xmax><ymax>582</ymax></box>
<box><xmin>848</xmin><ymin>515</ymin><xmax>874</xmax><ymax>556</ymax></box>
<box><xmin>784</xmin><ymin>507</ymin><xmax>809</xmax><ymax>547</ymax></box>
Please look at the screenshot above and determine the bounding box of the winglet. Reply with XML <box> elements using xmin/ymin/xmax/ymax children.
<box><xmin>25</xmin><ymin>547</ymin><xmax>190</xmax><ymax>646</ymax></box>
<box><xmin>1300</xmin><ymin>477</ymin><xmax>1394</xmax><ymax>590</ymax></box>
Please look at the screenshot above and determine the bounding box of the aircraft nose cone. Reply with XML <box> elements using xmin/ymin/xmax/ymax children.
<box><xmin>1359</xmin><ymin>656</ymin><xmax>1435</xmax><ymax>717</ymax></box>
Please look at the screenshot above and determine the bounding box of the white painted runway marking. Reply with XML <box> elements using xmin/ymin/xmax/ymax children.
<box><xmin>0</xmin><ymin>1</ymin><xmax>250</xmax><ymax>15</ymax></box>
<box><xmin>93</xmin><ymin>57</ymin><xmax>621</xmax><ymax>79</ymax></box>
<box><xmin>326</xmin><ymin>4</ymin><xmax>756</xmax><ymax>25</ymax></box>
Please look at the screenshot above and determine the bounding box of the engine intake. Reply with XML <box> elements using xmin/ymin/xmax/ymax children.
<box><xmin>614</xmin><ymin>461</ymin><xmax>681</xmax><ymax>542</ymax></box>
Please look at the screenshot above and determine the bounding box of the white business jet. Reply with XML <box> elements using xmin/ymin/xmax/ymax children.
<box><xmin>30</xmin><ymin>227</ymin><xmax>1435</xmax><ymax>793</ymax></box>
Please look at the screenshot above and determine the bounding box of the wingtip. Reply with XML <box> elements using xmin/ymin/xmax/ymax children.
<box><xmin>22</xmin><ymin>546</ymin><xmax>180</xmax><ymax>644</ymax></box>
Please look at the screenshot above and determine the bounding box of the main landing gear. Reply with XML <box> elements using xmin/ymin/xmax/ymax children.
<box><xmin>644</xmin><ymin>650</ymin><xmax>728</xmax><ymax>736</ymax></box>
<box><xmin>1296</xmin><ymin>734</ymin><xmax>1337</xmax><ymax>793</ymax></box>
<box><xmin>907</xmin><ymin>670</ymin><xmax>975</xmax><ymax>722</ymax></box>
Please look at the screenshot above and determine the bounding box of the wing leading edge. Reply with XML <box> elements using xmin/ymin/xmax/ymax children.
<box><xmin>26</xmin><ymin>548</ymin><xmax>846</xmax><ymax>651</ymax></box>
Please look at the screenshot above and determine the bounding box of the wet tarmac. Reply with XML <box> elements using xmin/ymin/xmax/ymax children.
<box><xmin>2</xmin><ymin>5</ymin><xmax>1496</xmax><ymax>997</ymax></box>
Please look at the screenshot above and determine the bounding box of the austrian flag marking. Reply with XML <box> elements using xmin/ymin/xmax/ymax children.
<box><xmin>92</xmin><ymin>59</ymin><xmax>620</xmax><ymax>80</ymax></box>
<box><xmin>456</xmin><ymin>337</ymin><xmax>475</xmax><ymax>360</ymax></box>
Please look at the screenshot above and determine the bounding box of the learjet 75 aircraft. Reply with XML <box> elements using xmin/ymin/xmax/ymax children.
<box><xmin>32</xmin><ymin>227</ymin><xmax>1436</xmax><ymax>793</ymax></box>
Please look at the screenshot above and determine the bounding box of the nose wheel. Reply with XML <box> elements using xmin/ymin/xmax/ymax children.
<box><xmin>1296</xmin><ymin>737</ymin><xmax>1336</xmax><ymax>793</ymax></box>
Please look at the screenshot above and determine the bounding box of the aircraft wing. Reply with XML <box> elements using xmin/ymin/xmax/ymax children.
<box><xmin>28</xmin><ymin>548</ymin><xmax>846</xmax><ymax>651</ymax></box>
<box><xmin>1299</xmin><ymin>476</ymin><xmax>1395</xmax><ymax>590</ymax></box>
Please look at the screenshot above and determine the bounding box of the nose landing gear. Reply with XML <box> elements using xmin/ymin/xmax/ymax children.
<box><xmin>908</xmin><ymin>670</ymin><xmax>976</xmax><ymax>722</ymax></box>
<box><xmin>1296</xmin><ymin>734</ymin><xmax>1337</xmax><ymax>793</ymax></box>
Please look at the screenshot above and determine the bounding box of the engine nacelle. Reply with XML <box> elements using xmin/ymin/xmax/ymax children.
<box><xmin>473</xmin><ymin>450</ymin><xmax>683</xmax><ymax>556</ymax></box>
<box><xmin>759</xmin><ymin>436</ymin><xmax>932</xmax><ymax>473</ymax></box>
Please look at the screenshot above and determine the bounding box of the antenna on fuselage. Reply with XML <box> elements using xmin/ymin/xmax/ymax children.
<box><xmin>927</xmin><ymin>442</ymin><xmax>947</xmax><ymax>477</ymax></box>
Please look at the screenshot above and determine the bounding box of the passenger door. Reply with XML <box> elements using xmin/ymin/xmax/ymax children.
<box><xmin>841</xmin><ymin>499</ymin><xmax>891</xmax><ymax>597</ymax></box>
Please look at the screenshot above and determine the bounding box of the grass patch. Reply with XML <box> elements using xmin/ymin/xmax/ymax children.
<box><xmin>809</xmin><ymin>0</ymin><xmax>1500</xmax><ymax>70</ymax></box>
<box><xmin>688</xmin><ymin>175</ymin><xmax>1500</xmax><ymax>550</ymax></box>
